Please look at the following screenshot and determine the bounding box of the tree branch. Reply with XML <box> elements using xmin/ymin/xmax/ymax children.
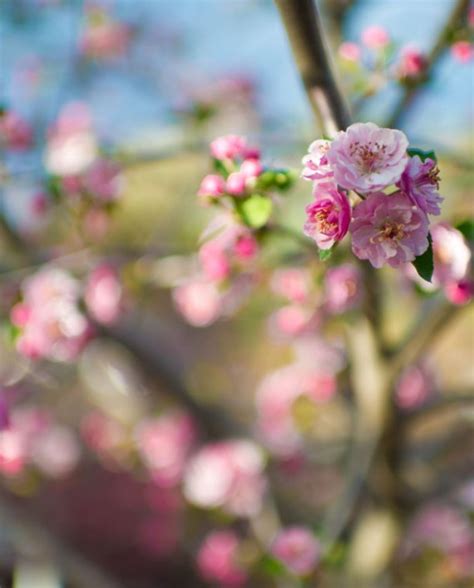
<box><xmin>387</xmin><ymin>0</ymin><xmax>469</xmax><ymax>128</ymax></box>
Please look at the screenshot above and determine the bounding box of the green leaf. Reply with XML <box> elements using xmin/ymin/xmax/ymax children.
<box><xmin>212</xmin><ymin>158</ymin><xmax>231</xmax><ymax>178</ymax></box>
<box><xmin>412</xmin><ymin>234</ymin><xmax>434</xmax><ymax>282</ymax></box>
<box><xmin>46</xmin><ymin>175</ymin><xmax>63</xmax><ymax>202</ymax></box>
<box><xmin>235</xmin><ymin>194</ymin><xmax>273</xmax><ymax>229</ymax></box>
<box><xmin>319</xmin><ymin>248</ymin><xmax>333</xmax><ymax>261</ymax></box>
<box><xmin>259</xmin><ymin>555</ymin><xmax>286</xmax><ymax>577</ymax></box>
<box><xmin>407</xmin><ymin>148</ymin><xmax>437</xmax><ymax>162</ymax></box>
<box><xmin>455</xmin><ymin>219</ymin><xmax>474</xmax><ymax>242</ymax></box>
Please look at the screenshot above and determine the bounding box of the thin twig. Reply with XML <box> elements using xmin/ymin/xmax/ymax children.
<box><xmin>387</xmin><ymin>0</ymin><xmax>469</xmax><ymax>128</ymax></box>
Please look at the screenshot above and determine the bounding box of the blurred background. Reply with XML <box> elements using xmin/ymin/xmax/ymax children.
<box><xmin>0</xmin><ymin>1</ymin><xmax>473</xmax><ymax>587</ymax></box>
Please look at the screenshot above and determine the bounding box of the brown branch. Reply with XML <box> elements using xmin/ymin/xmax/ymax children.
<box><xmin>387</xmin><ymin>0</ymin><xmax>469</xmax><ymax>128</ymax></box>
<box><xmin>275</xmin><ymin>0</ymin><xmax>351</xmax><ymax>136</ymax></box>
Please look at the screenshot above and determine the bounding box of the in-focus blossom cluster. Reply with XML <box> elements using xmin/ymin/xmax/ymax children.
<box><xmin>302</xmin><ymin>122</ymin><xmax>443</xmax><ymax>272</ymax></box>
<box><xmin>10</xmin><ymin>264</ymin><xmax>123</xmax><ymax>361</ymax></box>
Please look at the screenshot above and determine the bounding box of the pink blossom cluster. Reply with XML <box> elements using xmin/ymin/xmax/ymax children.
<box><xmin>197</xmin><ymin>530</ymin><xmax>248</xmax><ymax>587</ymax></box>
<box><xmin>10</xmin><ymin>264</ymin><xmax>124</xmax><ymax>361</ymax></box>
<box><xmin>135</xmin><ymin>410</ymin><xmax>197</xmax><ymax>487</ymax></box>
<box><xmin>302</xmin><ymin>122</ymin><xmax>443</xmax><ymax>269</ymax></box>
<box><xmin>183</xmin><ymin>439</ymin><xmax>266</xmax><ymax>517</ymax></box>
<box><xmin>0</xmin><ymin>407</ymin><xmax>80</xmax><ymax>479</ymax></box>
<box><xmin>0</xmin><ymin>108</ymin><xmax>33</xmax><ymax>151</ymax></box>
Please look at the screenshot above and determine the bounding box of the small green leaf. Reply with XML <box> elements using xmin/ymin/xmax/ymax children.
<box><xmin>235</xmin><ymin>194</ymin><xmax>273</xmax><ymax>229</ymax></box>
<box><xmin>212</xmin><ymin>158</ymin><xmax>231</xmax><ymax>178</ymax></box>
<box><xmin>46</xmin><ymin>175</ymin><xmax>63</xmax><ymax>202</ymax></box>
<box><xmin>412</xmin><ymin>234</ymin><xmax>434</xmax><ymax>282</ymax></box>
<box><xmin>259</xmin><ymin>555</ymin><xmax>286</xmax><ymax>577</ymax></box>
<box><xmin>319</xmin><ymin>248</ymin><xmax>333</xmax><ymax>261</ymax></box>
<box><xmin>407</xmin><ymin>148</ymin><xmax>437</xmax><ymax>162</ymax></box>
<box><xmin>455</xmin><ymin>219</ymin><xmax>474</xmax><ymax>242</ymax></box>
<box><xmin>255</xmin><ymin>170</ymin><xmax>276</xmax><ymax>190</ymax></box>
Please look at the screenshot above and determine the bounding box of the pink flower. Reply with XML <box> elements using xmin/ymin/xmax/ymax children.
<box><xmin>431</xmin><ymin>223</ymin><xmax>471</xmax><ymax>286</ymax></box>
<box><xmin>338</xmin><ymin>42</ymin><xmax>361</xmax><ymax>62</ymax></box>
<box><xmin>325</xmin><ymin>263</ymin><xmax>361</xmax><ymax>313</ymax></box>
<box><xmin>135</xmin><ymin>411</ymin><xmax>197</xmax><ymax>487</ymax></box>
<box><xmin>199</xmin><ymin>241</ymin><xmax>231</xmax><ymax>282</ymax></box>
<box><xmin>350</xmin><ymin>192</ymin><xmax>429</xmax><ymax>268</ymax></box>
<box><xmin>12</xmin><ymin>267</ymin><xmax>90</xmax><ymax>361</ymax></box>
<box><xmin>327</xmin><ymin>122</ymin><xmax>409</xmax><ymax>193</ymax></box>
<box><xmin>30</xmin><ymin>425</ymin><xmax>80</xmax><ymax>478</ymax></box>
<box><xmin>271</xmin><ymin>268</ymin><xmax>310</xmax><ymax>303</ymax></box>
<box><xmin>184</xmin><ymin>440</ymin><xmax>266</xmax><ymax>516</ymax></box>
<box><xmin>173</xmin><ymin>279</ymin><xmax>222</xmax><ymax>327</ymax></box>
<box><xmin>361</xmin><ymin>26</ymin><xmax>390</xmax><ymax>50</ymax></box>
<box><xmin>83</xmin><ymin>158</ymin><xmax>123</xmax><ymax>201</ymax></box>
<box><xmin>301</xmin><ymin>139</ymin><xmax>333</xmax><ymax>182</ymax></box>
<box><xmin>197</xmin><ymin>531</ymin><xmax>247</xmax><ymax>587</ymax></box>
<box><xmin>271</xmin><ymin>527</ymin><xmax>321</xmax><ymax>576</ymax></box>
<box><xmin>304</xmin><ymin>182</ymin><xmax>351</xmax><ymax>250</ymax></box>
<box><xmin>85</xmin><ymin>264</ymin><xmax>123</xmax><ymax>325</ymax></box>
<box><xmin>397</xmin><ymin>155</ymin><xmax>442</xmax><ymax>215</ymax></box>
<box><xmin>397</xmin><ymin>47</ymin><xmax>428</xmax><ymax>78</ymax></box>
<box><xmin>226</xmin><ymin>172</ymin><xmax>247</xmax><ymax>196</ymax></box>
<box><xmin>210</xmin><ymin>135</ymin><xmax>249</xmax><ymax>161</ymax></box>
<box><xmin>395</xmin><ymin>364</ymin><xmax>433</xmax><ymax>410</ymax></box>
<box><xmin>451</xmin><ymin>41</ymin><xmax>474</xmax><ymax>63</ymax></box>
<box><xmin>198</xmin><ymin>174</ymin><xmax>226</xmax><ymax>200</ymax></box>
<box><xmin>0</xmin><ymin>110</ymin><xmax>33</xmax><ymax>151</ymax></box>
<box><xmin>271</xmin><ymin>304</ymin><xmax>313</xmax><ymax>337</ymax></box>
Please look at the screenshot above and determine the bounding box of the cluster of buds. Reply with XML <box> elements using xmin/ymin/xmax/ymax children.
<box><xmin>302</xmin><ymin>122</ymin><xmax>443</xmax><ymax>278</ymax></box>
<box><xmin>197</xmin><ymin>134</ymin><xmax>294</xmax><ymax>228</ymax></box>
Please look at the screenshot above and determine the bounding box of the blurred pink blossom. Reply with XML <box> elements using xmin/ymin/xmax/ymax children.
<box><xmin>184</xmin><ymin>439</ymin><xmax>266</xmax><ymax>517</ymax></box>
<box><xmin>271</xmin><ymin>268</ymin><xmax>311</xmax><ymax>303</ymax></box>
<box><xmin>301</xmin><ymin>139</ymin><xmax>333</xmax><ymax>182</ymax></box>
<box><xmin>197</xmin><ymin>530</ymin><xmax>248</xmax><ymax>587</ymax></box>
<box><xmin>173</xmin><ymin>279</ymin><xmax>223</xmax><ymax>327</ymax></box>
<box><xmin>83</xmin><ymin>158</ymin><xmax>124</xmax><ymax>201</ymax></box>
<box><xmin>226</xmin><ymin>172</ymin><xmax>247</xmax><ymax>196</ymax></box>
<box><xmin>451</xmin><ymin>40</ymin><xmax>474</xmax><ymax>63</ymax></box>
<box><xmin>325</xmin><ymin>263</ymin><xmax>362</xmax><ymax>313</ymax></box>
<box><xmin>338</xmin><ymin>42</ymin><xmax>361</xmax><ymax>62</ymax></box>
<box><xmin>397</xmin><ymin>46</ymin><xmax>428</xmax><ymax>78</ymax></box>
<box><xmin>431</xmin><ymin>223</ymin><xmax>471</xmax><ymax>287</ymax></box>
<box><xmin>361</xmin><ymin>26</ymin><xmax>390</xmax><ymax>50</ymax></box>
<box><xmin>271</xmin><ymin>526</ymin><xmax>321</xmax><ymax>576</ymax></box>
<box><xmin>85</xmin><ymin>264</ymin><xmax>123</xmax><ymax>325</ymax></box>
<box><xmin>135</xmin><ymin>411</ymin><xmax>197</xmax><ymax>487</ymax></box>
<box><xmin>395</xmin><ymin>364</ymin><xmax>434</xmax><ymax>410</ymax></box>
<box><xmin>0</xmin><ymin>110</ymin><xmax>33</xmax><ymax>151</ymax></box>
<box><xmin>30</xmin><ymin>425</ymin><xmax>81</xmax><ymax>478</ymax></box>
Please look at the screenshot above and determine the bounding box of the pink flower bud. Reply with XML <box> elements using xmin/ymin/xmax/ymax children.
<box><xmin>210</xmin><ymin>135</ymin><xmax>247</xmax><ymax>160</ymax></box>
<box><xmin>444</xmin><ymin>279</ymin><xmax>473</xmax><ymax>305</ymax></box>
<box><xmin>398</xmin><ymin>47</ymin><xmax>428</xmax><ymax>78</ymax></box>
<box><xmin>451</xmin><ymin>40</ymin><xmax>474</xmax><ymax>63</ymax></box>
<box><xmin>362</xmin><ymin>25</ymin><xmax>390</xmax><ymax>49</ymax></box>
<box><xmin>338</xmin><ymin>41</ymin><xmax>361</xmax><ymax>62</ymax></box>
<box><xmin>240</xmin><ymin>158</ymin><xmax>263</xmax><ymax>179</ymax></box>
<box><xmin>197</xmin><ymin>174</ymin><xmax>226</xmax><ymax>199</ymax></box>
<box><xmin>199</xmin><ymin>241</ymin><xmax>231</xmax><ymax>282</ymax></box>
<box><xmin>233</xmin><ymin>233</ymin><xmax>258</xmax><ymax>260</ymax></box>
<box><xmin>395</xmin><ymin>364</ymin><xmax>433</xmax><ymax>410</ymax></box>
<box><xmin>226</xmin><ymin>172</ymin><xmax>246</xmax><ymax>196</ymax></box>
